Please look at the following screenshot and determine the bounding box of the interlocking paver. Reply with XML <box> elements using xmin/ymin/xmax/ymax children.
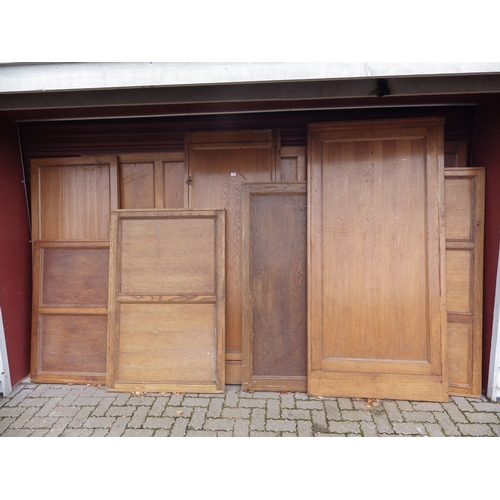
<box><xmin>433</xmin><ymin>411</ymin><xmax>461</xmax><ymax>436</ymax></box>
<box><xmin>457</xmin><ymin>423</ymin><xmax>494</xmax><ymax>436</ymax></box>
<box><xmin>341</xmin><ymin>410</ymin><xmax>374</xmax><ymax>422</ymax></box>
<box><xmin>392</xmin><ymin>422</ymin><xmax>426</xmax><ymax>436</ymax></box>
<box><xmin>250</xmin><ymin>408</ymin><xmax>265</xmax><ymax>431</ymax></box>
<box><xmin>329</xmin><ymin>421</ymin><xmax>361</xmax><ymax>435</ymax></box>
<box><xmin>205</xmin><ymin>418</ymin><xmax>234</xmax><ymax>431</ymax></box>
<box><xmin>266</xmin><ymin>419</ymin><xmax>297</xmax><ymax>433</ymax></box>
<box><xmin>464</xmin><ymin>412</ymin><xmax>499</xmax><ymax>423</ymax></box>
<box><xmin>403</xmin><ymin>411</ymin><xmax>436</xmax><ymax>423</ymax></box>
<box><xmin>2</xmin><ymin>380</ymin><xmax>500</xmax><ymax>437</ymax></box>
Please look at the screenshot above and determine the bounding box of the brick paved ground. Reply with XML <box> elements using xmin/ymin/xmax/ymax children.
<box><xmin>1</xmin><ymin>380</ymin><xmax>499</xmax><ymax>436</ymax></box>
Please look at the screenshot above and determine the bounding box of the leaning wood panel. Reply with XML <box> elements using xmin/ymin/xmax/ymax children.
<box><xmin>31</xmin><ymin>156</ymin><xmax>118</xmax><ymax>241</ymax></box>
<box><xmin>242</xmin><ymin>183</ymin><xmax>307</xmax><ymax>392</ymax></box>
<box><xmin>31</xmin><ymin>241</ymin><xmax>110</xmax><ymax>383</ymax></box>
<box><xmin>308</xmin><ymin>118</ymin><xmax>448</xmax><ymax>402</ymax></box>
<box><xmin>445</xmin><ymin>168</ymin><xmax>485</xmax><ymax>396</ymax></box>
<box><xmin>118</xmin><ymin>152</ymin><xmax>185</xmax><ymax>209</ymax></box>
<box><xmin>107</xmin><ymin>209</ymin><xmax>225</xmax><ymax>393</ymax></box>
<box><xmin>186</xmin><ymin>130</ymin><xmax>279</xmax><ymax>384</ymax></box>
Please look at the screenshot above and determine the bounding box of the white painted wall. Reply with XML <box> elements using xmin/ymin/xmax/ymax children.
<box><xmin>0</xmin><ymin>307</ymin><xmax>12</xmax><ymax>397</ymax></box>
<box><xmin>487</xmin><ymin>244</ymin><xmax>500</xmax><ymax>401</ymax></box>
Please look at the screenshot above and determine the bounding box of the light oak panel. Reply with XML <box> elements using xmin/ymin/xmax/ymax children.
<box><xmin>118</xmin><ymin>152</ymin><xmax>185</xmax><ymax>209</ymax></box>
<box><xmin>445</xmin><ymin>168</ymin><xmax>485</xmax><ymax>396</ymax></box>
<box><xmin>308</xmin><ymin>118</ymin><xmax>448</xmax><ymax>402</ymax></box>
<box><xmin>32</xmin><ymin>156</ymin><xmax>118</xmax><ymax>241</ymax></box>
<box><xmin>107</xmin><ymin>209</ymin><xmax>225</xmax><ymax>393</ymax></box>
<box><xmin>186</xmin><ymin>130</ymin><xmax>279</xmax><ymax>384</ymax></box>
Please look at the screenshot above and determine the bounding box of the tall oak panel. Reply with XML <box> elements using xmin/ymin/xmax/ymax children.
<box><xmin>308</xmin><ymin>118</ymin><xmax>448</xmax><ymax>402</ymax></box>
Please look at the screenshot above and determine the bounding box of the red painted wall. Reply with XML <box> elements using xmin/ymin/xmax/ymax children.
<box><xmin>471</xmin><ymin>99</ymin><xmax>500</xmax><ymax>391</ymax></box>
<box><xmin>0</xmin><ymin>120</ymin><xmax>32</xmax><ymax>386</ymax></box>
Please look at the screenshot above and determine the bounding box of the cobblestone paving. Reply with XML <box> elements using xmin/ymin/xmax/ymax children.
<box><xmin>1</xmin><ymin>381</ymin><xmax>499</xmax><ymax>436</ymax></box>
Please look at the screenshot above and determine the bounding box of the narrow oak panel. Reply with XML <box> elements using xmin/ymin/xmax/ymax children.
<box><xmin>242</xmin><ymin>183</ymin><xmax>307</xmax><ymax>392</ymax></box>
<box><xmin>107</xmin><ymin>209</ymin><xmax>225</xmax><ymax>393</ymax></box>
<box><xmin>445</xmin><ymin>168</ymin><xmax>485</xmax><ymax>396</ymax></box>
<box><xmin>308</xmin><ymin>118</ymin><xmax>448</xmax><ymax>402</ymax></box>
<box><xmin>186</xmin><ymin>130</ymin><xmax>279</xmax><ymax>384</ymax></box>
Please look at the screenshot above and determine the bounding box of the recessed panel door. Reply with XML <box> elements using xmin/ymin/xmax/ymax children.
<box><xmin>308</xmin><ymin>118</ymin><xmax>448</xmax><ymax>402</ymax></box>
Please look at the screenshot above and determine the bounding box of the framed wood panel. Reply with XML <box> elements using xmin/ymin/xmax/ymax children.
<box><xmin>308</xmin><ymin>118</ymin><xmax>448</xmax><ymax>402</ymax></box>
<box><xmin>445</xmin><ymin>168</ymin><xmax>485</xmax><ymax>396</ymax></box>
<box><xmin>30</xmin><ymin>241</ymin><xmax>109</xmax><ymax>383</ymax></box>
<box><xmin>30</xmin><ymin>156</ymin><xmax>119</xmax><ymax>383</ymax></box>
<box><xmin>186</xmin><ymin>130</ymin><xmax>279</xmax><ymax>384</ymax></box>
<box><xmin>242</xmin><ymin>183</ymin><xmax>307</xmax><ymax>392</ymax></box>
<box><xmin>118</xmin><ymin>152</ymin><xmax>185</xmax><ymax>209</ymax></box>
<box><xmin>107</xmin><ymin>209</ymin><xmax>225</xmax><ymax>393</ymax></box>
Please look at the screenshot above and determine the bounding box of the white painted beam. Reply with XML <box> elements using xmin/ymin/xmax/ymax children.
<box><xmin>1</xmin><ymin>62</ymin><xmax>500</xmax><ymax>94</ymax></box>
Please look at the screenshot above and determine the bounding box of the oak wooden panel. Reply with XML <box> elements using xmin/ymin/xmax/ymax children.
<box><xmin>280</xmin><ymin>146</ymin><xmax>306</xmax><ymax>182</ymax></box>
<box><xmin>119</xmin><ymin>218</ymin><xmax>215</xmax><ymax>296</ymax></box>
<box><xmin>242</xmin><ymin>183</ymin><xmax>307</xmax><ymax>392</ymax></box>
<box><xmin>308</xmin><ymin>118</ymin><xmax>448</xmax><ymax>402</ymax></box>
<box><xmin>38</xmin><ymin>314</ymin><xmax>107</xmax><ymax>376</ymax></box>
<box><xmin>107</xmin><ymin>209</ymin><xmax>225</xmax><ymax>393</ymax></box>
<box><xmin>444</xmin><ymin>141</ymin><xmax>468</xmax><ymax>168</ymax></box>
<box><xmin>31</xmin><ymin>241</ymin><xmax>110</xmax><ymax>383</ymax></box>
<box><xmin>118</xmin><ymin>152</ymin><xmax>185</xmax><ymax>209</ymax></box>
<box><xmin>445</xmin><ymin>168</ymin><xmax>485</xmax><ymax>396</ymax></box>
<box><xmin>41</xmin><ymin>246</ymin><xmax>109</xmax><ymax>307</ymax></box>
<box><xmin>186</xmin><ymin>130</ymin><xmax>279</xmax><ymax>384</ymax></box>
<box><xmin>447</xmin><ymin>322</ymin><xmax>472</xmax><ymax>388</ymax></box>
<box><xmin>119</xmin><ymin>161</ymin><xmax>155</xmax><ymax>208</ymax></box>
<box><xmin>31</xmin><ymin>156</ymin><xmax>118</xmax><ymax>241</ymax></box>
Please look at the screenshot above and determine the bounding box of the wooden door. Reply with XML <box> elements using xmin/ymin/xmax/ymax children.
<box><xmin>445</xmin><ymin>168</ymin><xmax>485</xmax><ymax>397</ymax></box>
<box><xmin>308</xmin><ymin>118</ymin><xmax>448</xmax><ymax>402</ymax></box>
<box><xmin>107</xmin><ymin>209</ymin><xmax>225</xmax><ymax>393</ymax></box>
<box><xmin>186</xmin><ymin>130</ymin><xmax>279</xmax><ymax>384</ymax></box>
<box><xmin>30</xmin><ymin>156</ymin><xmax>118</xmax><ymax>383</ymax></box>
<box><xmin>241</xmin><ymin>183</ymin><xmax>307</xmax><ymax>392</ymax></box>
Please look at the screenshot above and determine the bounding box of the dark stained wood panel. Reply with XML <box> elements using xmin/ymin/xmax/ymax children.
<box><xmin>242</xmin><ymin>183</ymin><xmax>307</xmax><ymax>392</ymax></box>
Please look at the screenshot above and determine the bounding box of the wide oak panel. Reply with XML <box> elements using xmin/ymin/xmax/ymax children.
<box><xmin>107</xmin><ymin>209</ymin><xmax>225</xmax><ymax>393</ymax></box>
<box><xmin>308</xmin><ymin>118</ymin><xmax>448</xmax><ymax>402</ymax></box>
